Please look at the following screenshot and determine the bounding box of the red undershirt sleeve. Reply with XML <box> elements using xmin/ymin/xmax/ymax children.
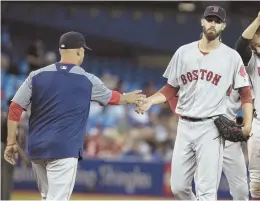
<box><xmin>238</xmin><ymin>86</ymin><xmax>252</xmax><ymax>105</ymax></box>
<box><xmin>8</xmin><ymin>102</ymin><xmax>24</xmax><ymax>121</ymax></box>
<box><xmin>159</xmin><ymin>84</ymin><xmax>179</xmax><ymax>100</ymax></box>
<box><xmin>108</xmin><ymin>90</ymin><xmax>121</xmax><ymax>105</ymax></box>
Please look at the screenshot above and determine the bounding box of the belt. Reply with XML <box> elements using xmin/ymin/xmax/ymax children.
<box><xmin>180</xmin><ymin>116</ymin><xmax>213</xmax><ymax>122</ymax></box>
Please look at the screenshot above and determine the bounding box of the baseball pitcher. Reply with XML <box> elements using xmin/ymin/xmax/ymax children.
<box><xmin>136</xmin><ymin>6</ymin><xmax>253</xmax><ymax>201</ymax></box>
<box><xmin>169</xmin><ymin>88</ymin><xmax>250</xmax><ymax>200</ymax></box>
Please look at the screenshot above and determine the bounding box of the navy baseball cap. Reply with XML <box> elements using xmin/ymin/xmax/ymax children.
<box><xmin>203</xmin><ymin>5</ymin><xmax>226</xmax><ymax>22</ymax></box>
<box><xmin>59</xmin><ymin>31</ymin><xmax>92</xmax><ymax>51</ymax></box>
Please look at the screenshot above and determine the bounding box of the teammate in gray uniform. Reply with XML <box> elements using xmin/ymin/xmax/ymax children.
<box><xmin>136</xmin><ymin>6</ymin><xmax>253</xmax><ymax>201</ymax></box>
<box><xmin>235</xmin><ymin>11</ymin><xmax>260</xmax><ymax>200</ymax></box>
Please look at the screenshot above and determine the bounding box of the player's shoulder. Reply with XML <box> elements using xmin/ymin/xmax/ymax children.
<box><xmin>29</xmin><ymin>63</ymin><xmax>57</xmax><ymax>78</ymax></box>
<box><xmin>69</xmin><ymin>65</ymin><xmax>87</xmax><ymax>75</ymax></box>
<box><xmin>69</xmin><ymin>66</ymin><xmax>99</xmax><ymax>85</ymax></box>
<box><xmin>84</xmin><ymin>71</ymin><xmax>103</xmax><ymax>85</ymax></box>
<box><xmin>177</xmin><ymin>41</ymin><xmax>198</xmax><ymax>52</ymax></box>
<box><xmin>84</xmin><ymin>71</ymin><xmax>95</xmax><ymax>79</ymax></box>
<box><xmin>171</xmin><ymin>41</ymin><xmax>198</xmax><ymax>58</ymax></box>
<box><xmin>220</xmin><ymin>43</ymin><xmax>241</xmax><ymax>58</ymax></box>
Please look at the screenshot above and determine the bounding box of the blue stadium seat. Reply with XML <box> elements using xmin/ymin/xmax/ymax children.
<box><xmin>17</xmin><ymin>75</ymin><xmax>26</xmax><ymax>86</ymax></box>
<box><xmin>19</xmin><ymin>60</ymin><xmax>29</xmax><ymax>75</ymax></box>
<box><xmin>1</xmin><ymin>69</ymin><xmax>6</xmax><ymax>87</ymax></box>
<box><xmin>3</xmin><ymin>74</ymin><xmax>17</xmax><ymax>101</ymax></box>
<box><xmin>1</xmin><ymin>27</ymin><xmax>11</xmax><ymax>46</ymax></box>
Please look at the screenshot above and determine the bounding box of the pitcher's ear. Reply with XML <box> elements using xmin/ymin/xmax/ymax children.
<box><xmin>221</xmin><ymin>22</ymin><xmax>226</xmax><ymax>31</ymax></box>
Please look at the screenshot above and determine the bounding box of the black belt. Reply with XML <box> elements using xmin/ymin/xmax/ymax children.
<box><xmin>180</xmin><ymin>116</ymin><xmax>213</xmax><ymax>122</ymax></box>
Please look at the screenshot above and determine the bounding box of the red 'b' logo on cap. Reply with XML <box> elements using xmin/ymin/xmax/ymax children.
<box><xmin>212</xmin><ymin>6</ymin><xmax>219</xmax><ymax>13</ymax></box>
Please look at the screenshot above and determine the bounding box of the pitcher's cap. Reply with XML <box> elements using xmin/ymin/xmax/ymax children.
<box><xmin>203</xmin><ymin>5</ymin><xmax>226</xmax><ymax>22</ymax></box>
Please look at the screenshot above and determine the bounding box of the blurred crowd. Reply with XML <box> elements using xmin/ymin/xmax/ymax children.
<box><xmin>0</xmin><ymin>26</ymin><xmax>249</xmax><ymax>163</ymax></box>
<box><xmin>1</xmin><ymin>26</ymin><xmax>179</xmax><ymax>162</ymax></box>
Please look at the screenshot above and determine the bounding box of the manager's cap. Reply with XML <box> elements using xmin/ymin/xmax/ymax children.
<box><xmin>59</xmin><ymin>31</ymin><xmax>92</xmax><ymax>51</ymax></box>
<box><xmin>203</xmin><ymin>5</ymin><xmax>226</xmax><ymax>22</ymax></box>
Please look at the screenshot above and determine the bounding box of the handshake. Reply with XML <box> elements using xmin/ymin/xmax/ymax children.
<box><xmin>122</xmin><ymin>90</ymin><xmax>153</xmax><ymax>114</ymax></box>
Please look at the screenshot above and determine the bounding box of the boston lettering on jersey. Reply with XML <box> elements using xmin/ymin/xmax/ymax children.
<box><xmin>180</xmin><ymin>69</ymin><xmax>222</xmax><ymax>86</ymax></box>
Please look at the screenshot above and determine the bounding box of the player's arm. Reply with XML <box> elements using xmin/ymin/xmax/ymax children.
<box><xmin>167</xmin><ymin>94</ymin><xmax>179</xmax><ymax>114</ymax></box>
<box><xmin>135</xmin><ymin>84</ymin><xmax>179</xmax><ymax>114</ymax></box>
<box><xmin>235</xmin><ymin>37</ymin><xmax>252</xmax><ymax>66</ymax></box>
<box><xmin>148</xmin><ymin>84</ymin><xmax>179</xmax><ymax>105</ymax></box>
<box><xmin>238</xmin><ymin>86</ymin><xmax>253</xmax><ymax>129</ymax></box>
<box><xmin>233</xmin><ymin>55</ymin><xmax>253</xmax><ymax>136</ymax></box>
<box><xmin>235</xmin><ymin>12</ymin><xmax>260</xmax><ymax>66</ymax></box>
<box><xmin>241</xmin><ymin>12</ymin><xmax>260</xmax><ymax>40</ymax></box>
<box><xmin>108</xmin><ymin>90</ymin><xmax>146</xmax><ymax>105</ymax></box>
<box><xmin>88</xmin><ymin>74</ymin><xmax>145</xmax><ymax>106</ymax></box>
<box><xmin>7</xmin><ymin>73</ymin><xmax>33</xmax><ymax>145</ymax></box>
<box><xmin>136</xmin><ymin>49</ymin><xmax>181</xmax><ymax>113</ymax></box>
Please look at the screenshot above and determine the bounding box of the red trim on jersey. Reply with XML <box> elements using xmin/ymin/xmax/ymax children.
<box><xmin>108</xmin><ymin>90</ymin><xmax>121</xmax><ymax>105</ymax></box>
<box><xmin>8</xmin><ymin>102</ymin><xmax>24</xmax><ymax>121</ymax></box>
<box><xmin>159</xmin><ymin>84</ymin><xmax>179</xmax><ymax>100</ymax></box>
<box><xmin>200</xmin><ymin>51</ymin><xmax>209</xmax><ymax>55</ymax></box>
<box><xmin>239</xmin><ymin>86</ymin><xmax>252</xmax><ymax>105</ymax></box>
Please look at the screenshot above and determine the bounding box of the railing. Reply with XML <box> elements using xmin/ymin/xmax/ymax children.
<box><xmin>14</xmin><ymin>158</ymin><xmax>235</xmax><ymax>199</ymax></box>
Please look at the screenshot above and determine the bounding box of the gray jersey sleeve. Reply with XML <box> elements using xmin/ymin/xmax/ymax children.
<box><xmin>163</xmin><ymin>48</ymin><xmax>181</xmax><ymax>87</ymax></box>
<box><xmin>11</xmin><ymin>72</ymin><xmax>33</xmax><ymax>110</ymax></box>
<box><xmin>85</xmin><ymin>73</ymin><xmax>112</xmax><ymax>106</ymax></box>
<box><xmin>246</xmin><ymin>52</ymin><xmax>256</xmax><ymax>76</ymax></box>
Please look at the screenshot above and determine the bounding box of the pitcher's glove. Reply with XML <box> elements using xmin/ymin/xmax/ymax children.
<box><xmin>214</xmin><ymin>115</ymin><xmax>250</xmax><ymax>142</ymax></box>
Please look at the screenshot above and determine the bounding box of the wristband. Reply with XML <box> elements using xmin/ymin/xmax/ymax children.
<box><xmin>6</xmin><ymin>143</ymin><xmax>16</xmax><ymax>146</ymax></box>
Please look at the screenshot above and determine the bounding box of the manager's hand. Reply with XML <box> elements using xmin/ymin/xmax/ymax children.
<box><xmin>122</xmin><ymin>90</ymin><xmax>146</xmax><ymax>105</ymax></box>
<box><xmin>4</xmin><ymin>143</ymin><xmax>19</xmax><ymax>165</ymax></box>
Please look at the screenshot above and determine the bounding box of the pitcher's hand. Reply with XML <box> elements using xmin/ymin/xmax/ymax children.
<box><xmin>135</xmin><ymin>98</ymin><xmax>152</xmax><ymax>114</ymax></box>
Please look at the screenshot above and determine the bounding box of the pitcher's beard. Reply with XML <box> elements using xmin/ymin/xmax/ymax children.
<box><xmin>203</xmin><ymin>27</ymin><xmax>221</xmax><ymax>41</ymax></box>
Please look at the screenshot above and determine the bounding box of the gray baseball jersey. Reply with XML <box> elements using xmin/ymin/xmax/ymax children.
<box><xmin>225</xmin><ymin>89</ymin><xmax>241</xmax><ymax>147</ymax></box>
<box><xmin>163</xmin><ymin>41</ymin><xmax>250</xmax><ymax>118</ymax></box>
<box><xmin>225</xmin><ymin>89</ymin><xmax>241</xmax><ymax>121</ymax></box>
<box><xmin>247</xmin><ymin>53</ymin><xmax>260</xmax><ymax>117</ymax></box>
<box><xmin>246</xmin><ymin>53</ymin><xmax>260</xmax><ymax>199</ymax></box>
